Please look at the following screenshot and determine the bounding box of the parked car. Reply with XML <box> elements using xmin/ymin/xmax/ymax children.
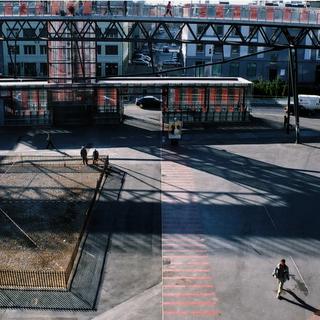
<box><xmin>135</xmin><ymin>96</ymin><xmax>162</xmax><ymax>108</ymax></box>
<box><xmin>162</xmin><ymin>60</ymin><xmax>182</xmax><ymax>67</ymax></box>
<box><xmin>132</xmin><ymin>58</ymin><xmax>150</xmax><ymax>66</ymax></box>
<box><xmin>298</xmin><ymin>94</ymin><xmax>320</xmax><ymax>114</ymax></box>
<box><xmin>285</xmin><ymin>104</ymin><xmax>303</xmax><ymax>116</ymax></box>
<box><xmin>133</xmin><ymin>53</ymin><xmax>151</xmax><ymax>62</ymax></box>
<box><xmin>163</xmin><ymin>46</ymin><xmax>169</xmax><ymax>53</ymax></box>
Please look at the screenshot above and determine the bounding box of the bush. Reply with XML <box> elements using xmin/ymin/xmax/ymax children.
<box><xmin>253</xmin><ymin>77</ymin><xmax>286</xmax><ymax>97</ymax></box>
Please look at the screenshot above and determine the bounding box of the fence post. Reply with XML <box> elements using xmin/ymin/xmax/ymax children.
<box><xmin>104</xmin><ymin>155</ymin><xmax>109</xmax><ymax>171</ymax></box>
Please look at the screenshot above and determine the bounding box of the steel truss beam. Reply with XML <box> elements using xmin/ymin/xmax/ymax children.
<box><xmin>1</xmin><ymin>17</ymin><xmax>320</xmax><ymax>49</ymax></box>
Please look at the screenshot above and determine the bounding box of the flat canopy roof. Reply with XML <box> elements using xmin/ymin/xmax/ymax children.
<box><xmin>98</xmin><ymin>77</ymin><xmax>252</xmax><ymax>87</ymax></box>
<box><xmin>0</xmin><ymin>77</ymin><xmax>252</xmax><ymax>89</ymax></box>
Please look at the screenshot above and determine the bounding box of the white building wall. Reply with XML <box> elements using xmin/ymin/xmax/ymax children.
<box><xmin>2</xmin><ymin>22</ymin><xmax>47</xmax><ymax>76</ymax></box>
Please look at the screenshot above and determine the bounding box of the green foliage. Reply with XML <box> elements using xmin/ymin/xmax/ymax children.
<box><xmin>253</xmin><ymin>77</ymin><xmax>286</xmax><ymax>97</ymax></box>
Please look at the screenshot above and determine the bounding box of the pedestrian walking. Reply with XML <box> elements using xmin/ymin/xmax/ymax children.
<box><xmin>164</xmin><ymin>1</ymin><xmax>173</xmax><ymax>17</ymax></box>
<box><xmin>92</xmin><ymin>149</ymin><xmax>99</xmax><ymax>165</ymax></box>
<box><xmin>273</xmin><ymin>259</ymin><xmax>290</xmax><ymax>299</ymax></box>
<box><xmin>104</xmin><ymin>1</ymin><xmax>113</xmax><ymax>15</ymax></box>
<box><xmin>67</xmin><ymin>3</ymin><xmax>75</xmax><ymax>16</ymax></box>
<box><xmin>46</xmin><ymin>132</ymin><xmax>55</xmax><ymax>149</ymax></box>
<box><xmin>80</xmin><ymin>146</ymin><xmax>88</xmax><ymax>165</ymax></box>
<box><xmin>123</xmin><ymin>1</ymin><xmax>127</xmax><ymax>16</ymax></box>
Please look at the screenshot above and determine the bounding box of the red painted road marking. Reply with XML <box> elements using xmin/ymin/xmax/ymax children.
<box><xmin>163</xmin><ymin>269</ymin><xmax>210</xmax><ymax>273</ymax></box>
<box><xmin>163</xmin><ymin>284</ymin><xmax>214</xmax><ymax>288</ymax></box>
<box><xmin>163</xmin><ymin>249</ymin><xmax>207</xmax><ymax>253</ymax></box>
<box><xmin>165</xmin><ymin>262</ymin><xmax>210</xmax><ymax>266</ymax></box>
<box><xmin>163</xmin><ymin>255</ymin><xmax>208</xmax><ymax>258</ymax></box>
<box><xmin>164</xmin><ymin>310</ymin><xmax>221</xmax><ymax>316</ymax></box>
<box><xmin>163</xmin><ymin>292</ymin><xmax>216</xmax><ymax>297</ymax></box>
<box><xmin>163</xmin><ymin>276</ymin><xmax>212</xmax><ymax>280</ymax></box>
<box><xmin>162</xmin><ymin>242</ymin><xmax>206</xmax><ymax>246</ymax></box>
<box><xmin>163</xmin><ymin>301</ymin><xmax>217</xmax><ymax>306</ymax></box>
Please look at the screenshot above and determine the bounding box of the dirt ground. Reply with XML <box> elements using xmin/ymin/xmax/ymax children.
<box><xmin>0</xmin><ymin>161</ymin><xmax>100</xmax><ymax>272</ymax></box>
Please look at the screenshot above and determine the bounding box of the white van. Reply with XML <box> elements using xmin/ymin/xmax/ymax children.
<box><xmin>298</xmin><ymin>95</ymin><xmax>320</xmax><ymax>113</ymax></box>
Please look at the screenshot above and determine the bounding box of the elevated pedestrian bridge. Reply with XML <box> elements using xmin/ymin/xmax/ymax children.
<box><xmin>1</xmin><ymin>3</ymin><xmax>320</xmax><ymax>48</ymax></box>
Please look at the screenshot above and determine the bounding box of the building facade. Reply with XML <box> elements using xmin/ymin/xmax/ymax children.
<box><xmin>183</xmin><ymin>3</ymin><xmax>320</xmax><ymax>85</ymax></box>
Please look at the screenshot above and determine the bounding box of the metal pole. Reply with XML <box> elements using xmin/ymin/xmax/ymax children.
<box><xmin>148</xmin><ymin>41</ymin><xmax>156</xmax><ymax>74</ymax></box>
<box><xmin>286</xmin><ymin>49</ymin><xmax>291</xmax><ymax>134</ymax></box>
<box><xmin>289</xmin><ymin>46</ymin><xmax>300</xmax><ymax>144</ymax></box>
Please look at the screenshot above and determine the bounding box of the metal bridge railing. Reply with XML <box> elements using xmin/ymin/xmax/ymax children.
<box><xmin>0</xmin><ymin>270</ymin><xmax>68</xmax><ymax>290</ymax></box>
<box><xmin>0</xmin><ymin>3</ymin><xmax>319</xmax><ymax>26</ymax></box>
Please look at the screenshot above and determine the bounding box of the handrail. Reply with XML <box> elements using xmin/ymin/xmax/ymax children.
<box><xmin>0</xmin><ymin>3</ymin><xmax>319</xmax><ymax>26</ymax></box>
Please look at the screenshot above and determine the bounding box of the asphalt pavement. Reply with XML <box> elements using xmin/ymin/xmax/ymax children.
<box><xmin>0</xmin><ymin>105</ymin><xmax>320</xmax><ymax>320</ymax></box>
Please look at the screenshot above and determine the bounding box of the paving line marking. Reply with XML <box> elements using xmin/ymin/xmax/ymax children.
<box><xmin>163</xmin><ymin>285</ymin><xmax>214</xmax><ymax>288</ymax></box>
<box><xmin>163</xmin><ymin>269</ymin><xmax>211</xmax><ymax>273</ymax></box>
<box><xmin>163</xmin><ymin>301</ymin><xmax>217</xmax><ymax>306</ymax></box>
<box><xmin>164</xmin><ymin>310</ymin><xmax>221</xmax><ymax>316</ymax></box>
<box><xmin>163</xmin><ymin>292</ymin><xmax>216</xmax><ymax>297</ymax></box>
<box><xmin>163</xmin><ymin>249</ymin><xmax>208</xmax><ymax>253</ymax></box>
<box><xmin>162</xmin><ymin>159</ymin><xmax>220</xmax><ymax>319</ymax></box>
<box><xmin>166</xmin><ymin>262</ymin><xmax>210</xmax><ymax>266</ymax></box>
<box><xmin>163</xmin><ymin>255</ymin><xmax>208</xmax><ymax>259</ymax></box>
<box><xmin>163</xmin><ymin>276</ymin><xmax>213</xmax><ymax>280</ymax></box>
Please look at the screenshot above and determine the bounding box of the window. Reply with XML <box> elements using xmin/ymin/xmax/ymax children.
<box><xmin>214</xmin><ymin>44</ymin><xmax>223</xmax><ymax>54</ymax></box>
<box><xmin>8</xmin><ymin>63</ymin><xmax>21</xmax><ymax>76</ymax></box>
<box><xmin>247</xmin><ymin>63</ymin><xmax>257</xmax><ymax>77</ymax></box>
<box><xmin>196</xmin><ymin>44</ymin><xmax>204</xmax><ymax>53</ymax></box>
<box><xmin>212</xmin><ymin>64</ymin><xmax>222</xmax><ymax>76</ymax></box>
<box><xmin>39</xmin><ymin>28</ymin><xmax>48</xmax><ymax>38</ymax></box>
<box><xmin>24</xmin><ymin>45</ymin><xmax>36</xmax><ymax>55</ymax></box>
<box><xmin>248</xmin><ymin>46</ymin><xmax>257</xmax><ymax>54</ymax></box>
<box><xmin>229</xmin><ymin>62</ymin><xmax>239</xmax><ymax>76</ymax></box>
<box><xmin>195</xmin><ymin>61</ymin><xmax>204</xmax><ymax>77</ymax></box>
<box><xmin>40</xmin><ymin>63</ymin><xmax>48</xmax><ymax>76</ymax></box>
<box><xmin>97</xmin><ymin>45</ymin><xmax>102</xmax><ymax>55</ymax></box>
<box><xmin>197</xmin><ymin>24</ymin><xmax>206</xmax><ymax>36</ymax></box>
<box><xmin>24</xmin><ymin>63</ymin><xmax>37</xmax><ymax>76</ymax></box>
<box><xmin>105</xmin><ymin>45</ymin><xmax>118</xmax><ymax>55</ymax></box>
<box><xmin>96</xmin><ymin>27</ymin><xmax>102</xmax><ymax>37</ymax></box>
<box><xmin>106</xmin><ymin>27</ymin><xmax>118</xmax><ymax>38</ymax></box>
<box><xmin>270</xmin><ymin>53</ymin><xmax>278</xmax><ymax>62</ymax></box>
<box><xmin>249</xmin><ymin>26</ymin><xmax>257</xmax><ymax>38</ymax></box>
<box><xmin>8</xmin><ymin>45</ymin><xmax>19</xmax><ymax>54</ymax></box>
<box><xmin>23</xmin><ymin>28</ymin><xmax>36</xmax><ymax>38</ymax></box>
<box><xmin>96</xmin><ymin>63</ymin><xmax>102</xmax><ymax>77</ymax></box>
<box><xmin>105</xmin><ymin>63</ymin><xmax>118</xmax><ymax>76</ymax></box>
<box><xmin>214</xmin><ymin>25</ymin><xmax>224</xmax><ymax>36</ymax></box>
<box><xmin>40</xmin><ymin>45</ymin><xmax>47</xmax><ymax>55</ymax></box>
<box><xmin>231</xmin><ymin>26</ymin><xmax>242</xmax><ymax>37</ymax></box>
<box><xmin>231</xmin><ymin>45</ymin><xmax>240</xmax><ymax>56</ymax></box>
<box><xmin>7</xmin><ymin>28</ymin><xmax>19</xmax><ymax>37</ymax></box>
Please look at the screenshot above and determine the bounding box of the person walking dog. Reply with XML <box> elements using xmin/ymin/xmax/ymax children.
<box><xmin>273</xmin><ymin>259</ymin><xmax>290</xmax><ymax>299</ymax></box>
